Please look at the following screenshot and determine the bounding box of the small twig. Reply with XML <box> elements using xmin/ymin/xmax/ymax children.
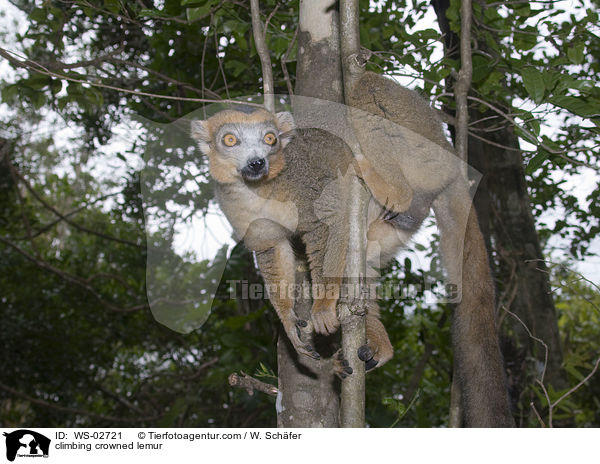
<box><xmin>525</xmin><ymin>259</ymin><xmax>600</xmax><ymax>294</ymax></box>
<box><xmin>0</xmin><ymin>47</ymin><xmax>261</xmax><ymax>107</ymax></box>
<box><xmin>467</xmin><ymin>95</ymin><xmax>599</xmax><ymax>171</ymax></box>
<box><xmin>281</xmin><ymin>28</ymin><xmax>298</xmax><ymax>96</ymax></box>
<box><xmin>200</xmin><ymin>20</ymin><xmax>210</xmax><ymax>119</ymax></box>
<box><xmin>550</xmin><ymin>357</ymin><xmax>600</xmax><ymax>416</ymax></box>
<box><xmin>390</xmin><ymin>389</ymin><xmax>420</xmax><ymax>427</ymax></box>
<box><xmin>110</xmin><ymin>57</ymin><xmax>211</xmax><ymax>97</ymax></box>
<box><xmin>213</xmin><ymin>14</ymin><xmax>231</xmax><ymax>100</ymax></box>
<box><xmin>228</xmin><ymin>372</ymin><xmax>278</xmax><ymax>396</ymax></box>
<box><xmin>530</xmin><ymin>401</ymin><xmax>546</xmax><ymax>427</ymax></box>
<box><xmin>9</xmin><ymin>166</ymin><xmax>39</xmax><ymax>256</ymax></box>
<box><xmin>11</xmin><ymin>165</ymin><xmax>143</xmax><ymax>249</ymax></box>
<box><xmin>502</xmin><ymin>306</ymin><xmax>549</xmax><ymax>385</ymax></box>
<box><xmin>0</xmin><ymin>235</ymin><xmax>148</xmax><ymax>313</ymax></box>
<box><xmin>263</xmin><ymin>2</ymin><xmax>280</xmax><ymax>33</ymax></box>
<box><xmin>8</xmin><ymin>190</ymin><xmax>123</xmax><ymax>241</ymax></box>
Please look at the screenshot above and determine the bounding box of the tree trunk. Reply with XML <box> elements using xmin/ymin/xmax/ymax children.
<box><xmin>277</xmin><ymin>0</ymin><xmax>344</xmax><ymax>427</ymax></box>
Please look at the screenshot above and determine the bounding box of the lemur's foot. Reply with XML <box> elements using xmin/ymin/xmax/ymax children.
<box><xmin>311</xmin><ymin>299</ymin><xmax>340</xmax><ymax>335</ymax></box>
<box><xmin>357</xmin><ymin>342</ymin><xmax>393</xmax><ymax>371</ymax></box>
<box><xmin>286</xmin><ymin>319</ymin><xmax>320</xmax><ymax>360</ymax></box>
<box><xmin>357</xmin><ymin>345</ymin><xmax>379</xmax><ymax>371</ymax></box>
<box><xmin>333</xmin><ymin>350</ymin><xmax>353</xmax><ymax>379</ymax></box>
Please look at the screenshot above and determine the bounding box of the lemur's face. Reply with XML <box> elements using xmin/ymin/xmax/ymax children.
<box><xmin>191</xmin><ymin>109</ymin><xmax>295</xmax><ymax>183</ymax></box>
<box><xmin>214</xmin><ymin>121</ymin><xmax>281</xmax><ymax>181</ymax></box>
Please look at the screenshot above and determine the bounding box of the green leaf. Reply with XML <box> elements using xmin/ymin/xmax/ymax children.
<box><xmin>542</xmin><ymin>71</ymin><xmax>559</xmax><ymax>92</ymax></box>
<box><xmin>23</xmin><ymin>74</ymin><xmax>51</xmax><ymax>90</ymax></box>
<box><xmin>514</xmin><ymin>2</ymin><xmax>531</xmax><ymax>17</ymax></box>
<box><xmin>526</xmin><ymin>151</ymin><xmax>550</xmax><ymax>174</ymax></box>
<box><xmin>224</xmin><ymin>60</ymin><xmax>248</xmax><ymax>78</ymax></box>
<box><xmin>549</xmin><ymin>95</ymin><xmax>599</xmax><ymax>119</ymax></box>
<box><xmin>513</xmin><ymin>26</ymin><xmax>538</xmax><ymax>51</ymax></box>
<box><xmin>138</xmin><ymin>9</ymin><xmax>173</xmax><ymax>19</ymax></box>
<box><xmin>566</xmin><ymin>44</ymin><xmax>585</xmax><ymax>65</ymax></box>
<box><xmin>1</xmin><ymin>84</ymin><xmax>20</xmax><ymax>102</ymax></box>
<box><xmin>103</xmin><ymin>0</ymin><xmax>120</xmax><ymax>14</ymax></box>
<box><xmin>31</xmin><ymin>91</ymin><xmax>46</xmax><ymax>109</ymax></box>
<box><xmin>186</xmin><ymin>5</ymin><xmax>211</xmax><ymax>22</ymax></box>
<box><xmin>472</xmin><ymin>55</ymin><xmax>491</xmax><ymax>83</ymax></box>
<box><xmin>83</xmin><ymin>7</ymin><xmax>96</xmax><ymax>18</ymax></box>
<box><xmin>521</xmin><ymin>67</ymin><xmax>545</xmax><ymax>104</ymax></box>
<box><xmin>527</xmin><ymin>115</ymin><xmax>540</xmax><ymax>137</ymax></box>
<box><xmin>29</xmin><ymin>7</ymin><xmax>47</xmax><ymax>23</ymax></box>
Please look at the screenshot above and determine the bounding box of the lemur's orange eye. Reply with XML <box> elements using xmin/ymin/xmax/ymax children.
<box><xmin>264</xmin><ymin>132</ymin><xmax>277</xmax><ymax>145</ymax></box>
<box><xmin>223</xmin><ymin>134</ymin><xmax>237</xmax><ymax>147</ymax></box>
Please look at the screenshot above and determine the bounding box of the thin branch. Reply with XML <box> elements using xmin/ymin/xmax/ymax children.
<box><xmin>0</xmin><ymin>47</ymin><xmax>261</xmax><ymax>108</ymax></box>
<box><xmin>467</xmin><ymin>95</ymin><xmax>599</xmax><ymax>171</ymax></box>
<box><xmin>339</xmin><ymin>0</ymin><xmax>368</xmax><ymax>428</ymax></box>
<box><xmin>525</xmin><ymin>259</ymin><xmax>600</xmax><ymax>294</ymax></box>
<box><xmin>228</xmin><ymin>372</ymin><xmax>278</xmax><ymax>396</ymax></box>
<box><xmin>11</xmin><ymin>165</ymin><xmax>144</xmax><ymax>249</ymax></box>
<box><xmin>263</xmin><ymin>2</ymin><xmax>280</xmax><ymax>32</ymax></box>
<box><xmin>530</xmin><ymin>401</ymin><xmax>546</xmax><ymax>427</ymax></box>
<box><xmin>390</xmin><ymin>389</ymin><xmax>420</xmax><ymax>427</ymax></box>
<box><xmin>213</xmin><ymin>14</ymin><xmax>231</xmax><ymax>100</ymax></box>
<box><xmin>0</xmin><ymin>235</ymin><xmax>148</xmax><ymax>313</ymax></box>
<box><xmin>8</xmin><ymin>190</ymin><xmax>123</xmax><ymax>240</ymax></box>
<box><xmin>250</xmin><ymin>0</ymin><xmax>274</xmax><ymax>112</ymax></box>
<box><xmin>9</xmin><ymin>166</ymin><xmax>39</xmax><ymax>256</ymax></box>
<box><xmin>453</xmin><ymin>0</ymin><xmax>473</xmax><ymax>173</ymax></box>
<box><xmin>467</xmin><ymin>129</ymin><xmax>525</xmax><ymax>153</ymax></box>
<box><xmin>502</xmin><ymin>306</ymin><xmax>549</xmax><ymax>385</ymax></box>
<box><xmin>39</xmin><ymin>47</ymin><xmax>125</xmax><ymax>71</ymax></box>
<box><xmin>550</xmin><ymin>357</ymin><xmax>600</xmax><ymax>415</ymax></box>
<box><xmin>95</xmin><ymin>384</ymin><xmax>146</xmax><ymax>415</ymax></box>
<box><xmin>110</xmin><ymin>58</ymin><xmax>216</xmax><ymax>97</ymax></box>
<box><xmin>200</xmin><ymin>21</ymin><xmax>210</xmax><ymax>119</ymax></box>
<box><xmin>281</xmin><ymin>28</ymin><xmax>298</xmax><ymax>96</ymax></box>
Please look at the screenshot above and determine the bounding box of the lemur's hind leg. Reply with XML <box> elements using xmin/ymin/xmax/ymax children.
<box><xmin>357</xmin><ymin>300</ymin><xmax>394</xmax><ymax>371</ymax></box>
<box><xmin>255</xmin><ymin>242</ymin><xmax>320</xmax><ymax>360</ymax></box>
<box><xmin>302</xmin><ymin>224</ymin><xmax>345</xmax><ymax>336</ymax></box>
<box><xmin>354</xmin><ymin>156</ymin><xmax>413</xmax><ymax>214</ymax></box>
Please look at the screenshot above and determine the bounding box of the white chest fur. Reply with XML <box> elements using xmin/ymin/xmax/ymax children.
<box><xmin>216</xmin><ymin>183</ymin><xmax>299</xmax><ymax>242</ymax></box>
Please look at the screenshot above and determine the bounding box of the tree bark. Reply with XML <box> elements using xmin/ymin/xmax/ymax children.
<box><xmin>276</xmin><ymin>0</ymin><xmax>344</xmax><ymax>428</ymax></box>
<box><xmin>276</xmin><ymin>269</ymin><xmax>341</xmax><ymax>427</ymax></box>
<box><xmin>339</xmin><ymin>0</ymin><xmax>368</xmax><ymax>428</ymax></box>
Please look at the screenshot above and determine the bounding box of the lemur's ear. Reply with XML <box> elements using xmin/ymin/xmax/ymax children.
<box><xmin>275</xmin><ymin>111</ymin><xmax>295</xmax><ymax>133</ymax></box>
<box><xmin>275</xmin><ymin>111</ymin><xmax>295</xmax><ymax>148</ymax></box>
<box><xmin>190</xmin><ymin>120</ymin><xmax>210</xmax><ymax>154</ymax></box>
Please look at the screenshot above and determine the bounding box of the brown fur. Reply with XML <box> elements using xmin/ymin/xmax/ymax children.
<box><xmin>350</xmin><ymin>72</ymin><xmax>514</xmax><ymax>427</ymax></box>
<box><xmin>191</xmin><ymin>71</ymin><xmax>513</xmax><ymax>426</ymax></box>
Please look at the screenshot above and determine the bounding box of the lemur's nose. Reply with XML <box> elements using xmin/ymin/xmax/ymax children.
<box><xmin>247</xmin><ymin>158</ymin><xmax>265</xmax><ymax>173</ymax></box>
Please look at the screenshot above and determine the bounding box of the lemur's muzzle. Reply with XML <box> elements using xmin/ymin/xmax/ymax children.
<box><xmin>241</xmin><ymin>157</ymin><xmax>268</xmax><ymax>181</ymax></box>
